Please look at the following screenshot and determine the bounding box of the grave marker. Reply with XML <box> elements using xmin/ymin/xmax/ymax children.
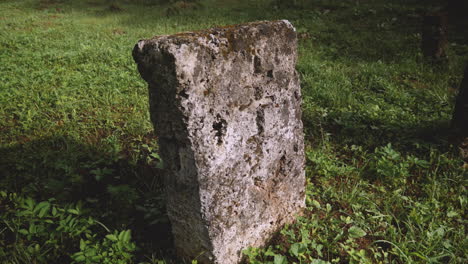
<box><xmin>133</xmin><ymin>20</ymin><xmax>306</xmax><ymax>264</ymax></box>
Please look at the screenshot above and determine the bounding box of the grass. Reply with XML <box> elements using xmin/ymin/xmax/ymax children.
<box><xmin>0</xmin><ymin>0</ymin><xmax>467</xmax><ymax>263</ymax></box>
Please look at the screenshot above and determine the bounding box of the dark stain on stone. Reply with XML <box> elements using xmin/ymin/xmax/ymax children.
<box><xmin>254</xmin><ymin>177</ymin><xmax>262</xmax><ymax>187</ymax></box>
<box><xmin>254</xmin><ymin>86</ymin><xmax>263</xmax><ymax>100</ymax></box>
<box><xmin>178</xmin><ymin>89</ymin><xmax>189</xmax><ymax>99</ymax></box>
<box><xmin>256</xmin><ymin>108</ymin><xmax>265</xmax><ymax>135</ymax></box>
<box><xmin>275</xmin><ymin>155</ymin><xmax>287</xmax><ymax>178</ymax></box>
<box><xmin>240</xmin><ymin>50</ymin><xmax>247</xmax><ymax>58</ymax></box>
<box><xmin>254</xmin><ymin>56</ymin><xmax>262</xmax><ymax>74</ymax></box>
<box><xmin>294</xmin><ymin>91</ymin><xmax>299</xmax><ymax>101</ymax></box>
<box><xmin>243</xmin><ymin>154</ymin><xmax>251</xmax><ymax>164</ymax></box>
<box><xmin>212</xmin><ymin>114</ymin><xmax>227</xmax><ymax>145</ymax></box>
<box><xmin>267</xmin><ymin>70</ymin><xmax>273</xmax><ymax>78</ymax></box>
<box><xmin>231</xmin><ymin>37</ymin><xmax>246</xmax><ymax>52</ymax></box>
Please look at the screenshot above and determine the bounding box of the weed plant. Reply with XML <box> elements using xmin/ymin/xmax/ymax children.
<box><xmin>0</xmin><ymin>0</ymin><xmax>467</xmax><ymax>263</ymax></box>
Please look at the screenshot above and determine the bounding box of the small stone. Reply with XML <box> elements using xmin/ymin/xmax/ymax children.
<box><xmin>133</xmin><ymin>20</ymin><xmax>305</xmax><ymax>264</ymax></box>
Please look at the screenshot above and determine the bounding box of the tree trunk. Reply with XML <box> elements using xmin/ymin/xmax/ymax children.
<box><xmin>452</xmin><ymin>63</ymin><xmax>468</xmax><ymax>135</ymax></box>
<box><xmin>447</xmin><ymin>0</ymin><xmax>468</xmax><ymax>19</ymax></box>
<box><xmin>421</xmin><ymin>12</ymin><xmax>448</xmax><ymax>62</ymax></box>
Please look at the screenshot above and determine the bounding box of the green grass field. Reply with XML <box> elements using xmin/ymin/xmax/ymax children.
<box><xmin>1</xmin><ymin>0</ymin><xmax>467</xmax><ymax>263</ymax></box>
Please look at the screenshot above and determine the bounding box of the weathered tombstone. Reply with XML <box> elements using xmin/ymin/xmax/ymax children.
<box><xmin>421</xmin><ymin>12</ymin><xmax>448</xmax><ymax>63</ymax></box>
<box><xmin>133</xmin><ymin>20</ymin><xmax>306</xmax><ymax>264</ymax></box>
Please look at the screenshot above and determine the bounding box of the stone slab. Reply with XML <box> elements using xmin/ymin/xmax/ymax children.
<box><xmin>133</xmin><ymin>20</ymin><xmax>306</xmax><ymax>264</ymax></box>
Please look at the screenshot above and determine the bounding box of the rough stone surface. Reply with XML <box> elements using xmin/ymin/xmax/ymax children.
<box><xmin>133</xmin><ymin>20</ymin><xmax>305</xmax><ymax>264</ymax></box>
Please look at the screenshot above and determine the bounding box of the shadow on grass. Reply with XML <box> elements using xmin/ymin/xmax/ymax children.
<box><xmin>0</xmin><ymin>135</ymin><xmax>176</xmax><ymax>262</ymax></box>
<box><xmin>303</xmin><ymin>109</ymin><xmax>457</xmax><ymax>157</ymax></box>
